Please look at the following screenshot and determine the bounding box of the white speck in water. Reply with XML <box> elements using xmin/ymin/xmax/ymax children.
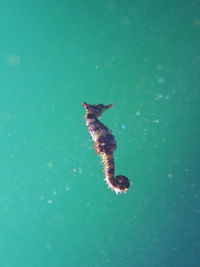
<box><xmin>104</xmin><ymin>62</ymin><xmax>113</xmax><ymax>69</ymax></box>
<box><xmin>121</xmin><ymin>124</ymin><xmax>126</xmax><ymax>129</ymax></box>
<box><xmin>52</xmin><ymin>191</ymin><xmax>57</xmax><ymax>195</ymax></box>
<box><xmin>155</xmin><ymin>93</ymin><xmax>163</xmax><ymax>100</ymax></box>
<box><xmin>120</xmin><ymin>16</ymin><xmax>131</xmax><ymax>26</ymax></box>
<box><xmin>86</xmin><ymin>203</ymin><xmax>91</xmax><ymax>208</ymax></box>
<box><xmin>47</xmin><ymin>200</ymin><xmax>53</xmax><ymax>204</ymax></box>
<box><xmin>135</xmin><ymin>110</ymin><xmax>140</xmax><ymax>116</ymax></box>
<box><xmin>47</xmin><ymin>162</ymin><xmax>53</xmax><ymax>168</ymax></box>
<box><xmin>152</xmin><ymin>119</ymin><xmax>159</xmax><ymax>124</ymax></box>
<box><xmin>65</xmin><ymin>186</ymin><xmax>70</xmax><ymax>191</ymax></box>
<box><xmin>78</xmin><ymin>167</ymin><xmax>82</xmax><ymax>174</ymax></box>
<box><xmin>165</xmin><ymin>95</ymin><xmax>170</xmax><ymax>100</ymax></box>
<box><xmin>157</xmin><ymin>64</ymin><xmax>163</xmax><ymax>70</ymax></box>
<box><xmin>7</xmin><ymin>54</ymin><xmax>21</xmax><ymax>67</ymax></box>
<box><xmin>105</xmin><ymin>1</ymin><xmax>116</xmax><ymax>11</ymax></box>
<box><xmin>51</xmin><ymin>103</ymin><xmax>56</xmax><ymax>110</ymax></box>
<box><xmin>157</xmin><ymin>77</ymin><xmax>165</xmax><ymax>84</ymax></box>
<box><xmin>40</xmin><ymin>196</ymin><xmax>44</xmax><ymax>200</ymax></box>
<box><xmin>167</xmin><ymin>173</ymin><xmax>173</xmax><ymax>178</ymax></box>
<box><xmin>46</xmin><ymin>244</ymin><xmax>52</xmax><ymax>250</ymax></box>
<box><xmin>194</xmin><ymin>18</ymin><xmax>200</xmax><ymax>27</ymax></box>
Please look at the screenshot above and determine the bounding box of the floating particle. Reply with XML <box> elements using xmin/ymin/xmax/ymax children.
<box><xmin>51</xmin><ymin>104</ymin><xmax>56</xmax><ymax>110</ymax></box>
<box><xmin>47</xmin><ymin>200</ymin><xmax>53</xmax><ymax>204</ymax></box>
<box><xmin>7</xmin><ymin>54</ymin><xmax>21</xmax><ymax>66</ymax></box>
<box><xmin>120</xmin><ymin>16</ymin><xmax>131</xmax><ymax>26</ymax></box>
<box><xmin>47</xmin><ymin>162</ymin><xmax>53</xmax><ymax>168</ymax></box>
<box><xmin>135</xmin><ymin>110</ymin><xmax>140</xmax><ymax>116</ymax></box>
<box><xmin>105</xmin><ymin>1</ymin><xmax>116</xmax><ymax>11</ymax></box>
<box><xmin>167</xmin><ymin>173</ymin><xmax>173</xmax><ymax>178</ymax></box>
<box><xmin>157</xmin><ymin>64</ymin><xmax>163</xmax><ymax>70</ymax></box>
<box><xmin>65</xmin><ymin>186</ymin><xmax>70</xmax><ymax>191</ymax></box>
<box><xmin>155</xmin><ymin>93</ymin><xmax>163</xmax><ymax>100</ymax></box>
<box><xmin>78</xmin><ymin>167</ymin><xmax>82</xmax><ymax>173</ymax></box>
<box><xmin>194</xmin><ymin>18</ymin><xmax>200</xmax><ymax>27</ymax></box>
<box><xmin>46</xmin><ymin>244</ymin><xmax>52</xmax><ymax>250</ymax></box>
<box><xmin>104</xmin><ymin>62</ymin><xmax>113</xmax><ymax>69</ymax></box>
<box><xmin>121</xmin><ymin>124</ymin><xmax>126</xmax><ymax>129</ymax></box>
<box><xmin>157</xmin><ymin>77</ymin><xmax>165</xmax><ymax>84</ymax></box>
<box><xmin>191</xmin><ymin>183</ymin><xmax>195</xmax><ymax>188</ymax></box>
<box><xmin>72</xmin><ymin>168</ymin><xmax>77</xmax><ymax>172</ymax></box>
<box><xmin>152</xmin><ymin>119</ymin><xmax>159</xmax><ymax>124</ymax></box>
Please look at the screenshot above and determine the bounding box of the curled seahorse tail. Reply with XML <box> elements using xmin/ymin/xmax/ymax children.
<box><xmin>115</xmin><ymin>175</ymin><xmax>130</xmax><ymax>191</ymax></box>
<box><xmin>101</xmin><ymin>153</ymin><xmax>130</xmax><ymax>194</ymax></box>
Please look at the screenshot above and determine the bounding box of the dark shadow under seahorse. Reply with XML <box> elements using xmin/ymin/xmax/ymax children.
<box><xmin>82</xmin><ymin>102</ymin><xmax>130</xmax><ymax>194</ymax></box>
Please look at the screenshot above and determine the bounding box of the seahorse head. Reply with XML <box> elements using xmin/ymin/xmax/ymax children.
<box><xmin>82</xmin><ymin>102</ymin><xmax>113</xmax><ymax>118</ymax></box>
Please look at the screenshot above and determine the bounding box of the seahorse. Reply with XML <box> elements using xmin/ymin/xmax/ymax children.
<box><xmin>82</xmin><ymin>102</ymin><xmax>130</xmax><ymax>194</ymax></box>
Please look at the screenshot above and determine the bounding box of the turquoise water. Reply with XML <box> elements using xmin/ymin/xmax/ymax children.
<box><xmin>0</xmin><ymin>1</ymin><xmax>199</xmax><ymax>266</ymax></box>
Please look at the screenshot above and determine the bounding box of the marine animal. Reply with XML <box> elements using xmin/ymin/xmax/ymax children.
<box><xmin>82</xmin><ymin>102</ymin><xmax>130</xmax><ymax>194</ymax></box>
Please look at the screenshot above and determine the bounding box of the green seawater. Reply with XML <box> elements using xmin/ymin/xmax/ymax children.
<box><xmin>0</xmin><ymin>1</ymin><xmax>199</xmax><ymax>266</ymax></box>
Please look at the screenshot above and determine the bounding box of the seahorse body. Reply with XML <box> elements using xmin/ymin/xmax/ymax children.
<box><xmin>82</xmin><ymin>102</ymin><xmax>130</xmax><ymax>194</ymax></box>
